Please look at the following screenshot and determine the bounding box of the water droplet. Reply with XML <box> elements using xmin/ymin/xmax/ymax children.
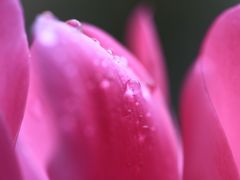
<box><xmin>136</xmin><ymin>120</ymin><xmax>140</xmax><ymax>125</ymax></box>
<box><xmin>139</xmin><ymin>114</ymin><xmax>143</xmax><ymax>118</ymax></box>
<box><xmin>124</xmin><ymin>80</ymin><xmax>141</xmax><ymax>98</ymax></box>
<box><xmin>127</xmin><ymin>109</ymin><xmax>132</xmax><ymax>113</ymax></box>
<box><xmin>66</xmin><ymin>19</ymin><xmax>82</xmax><ymax>31</ymax></box>
<box><xmin>114</xmin><ymin>57</ymin><xmax>120</xmax><ymax>64</ymax></box>
<box><xmin>119</xmin><ymin>56</ymin><xmax>128</xmax><ymax>66</ymax></box>
<box><xmin>138</xmin><ymin>134</ymin><xmax>146</xmax><ymax>143</ymax></box>
<box><xmin>100</xmin><ymin>79</ymin><xmax>110</xmax><ymax>89</ymax></box>
<box><xmin>107</xmin><ymin>49</ymin><xmax>113</xmax><ymax>55</ymax></box>
<box><xmin>42</xmin><ymin>11</ymin><xmax>55</xmax><ymax>18</ymax></box>
<box><xmin>142</xmin><ymin>125</ymin><xmax>149</xmax><ymax>129</ymax></box>
<box><xmin>113</xmin><ymin>56</ymin><xmax>128</xmax><ymax>67</ymax></box>
<box><xmin>135</xmin><ymin>102</ymin><xmax>140</xmax><ymax>106</ymax></box>
<box><xmin>146</xmin><ymin>112</ymin><xmax>151</xmax><ymax>118</ymax></box>
<box><xmin>92</xmin><ymin>38</ymin><xmax>100</xmax><ymax>45</ymax></box>
<box><xmin>141</xmin><ymin>85</ymin><xmax>151</xmax><ymax>100</ymax></box>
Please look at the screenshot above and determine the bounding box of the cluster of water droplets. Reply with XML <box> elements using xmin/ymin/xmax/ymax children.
<box><xmin>123</xmin><ymin>78</ymin><xmax>155</xmax><ymax>134</ymax></box>
<box><xmin>66</xmin><ymin>19</ymin><xmax>156</xmax><ymax>137</ymax></box>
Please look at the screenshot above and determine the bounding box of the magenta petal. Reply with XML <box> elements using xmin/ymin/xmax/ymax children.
<box><xmin>0</xmin><ymin>0</ymin><xmax>29</xmax><ymax>141</ymax></box>
<box><xmin>30</xmin><ymin>14</ymin><xmax>181</xmax><ymax>180</ymax></box>
<box><xmin>181</xmin><ymin>5</ymin><xmax>240</xmax><ymax>179</ymax></box>
<box><xmin>181</xmin><ymin>63</ymin><xmax>240</xmax><ymax>179</ymax></box>
<box><xmin>82</xmin><ymin>23</ymin><xmax>155</xmax><ymax>91</ymax></box>
<box><xmin>0</xmin><ymin>118</ymin><xmax>23</xmax><ymax>179</ymax></box>
<box><xmin>125</xmin><ymin>5</ymin><xmax>168</xmax><ymax>99</ymax></box>
<box><xmin>16</xmin><ymin>74</ymin><xmax>58</xmax><ymax>180</ymax></box>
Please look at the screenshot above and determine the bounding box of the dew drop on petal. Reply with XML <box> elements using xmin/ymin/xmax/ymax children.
<box><xmin>136</xmin><ymin>120</ymin><xmax>140</xmax><ymax>125</ymax></box>
<box><xmin>138</xmin><ymin>134</ymin><xmax>146</xmax><ymax>143</ymax></box>
<box><xmin>141</xmin><ymin>85</ymin><xmax>151</xmax><ymax>101</ymax></box>
<box><xmin>146</xmin><ymin>112</ymin><xmax>151</xmax><ymax>118</ymax></box>
<box><xmin>119</xmin><ymin>56</ymin><xmax>128</xmax><ymax>67</ymax></box>
<box><xmin>42</xmin><ymin>11</ymin><xmax>55</xmax><ymax>18</ymax></box>
<box><xmin>124</xmin><ymin>80</ymin><xmax>141</xmax><ymax>98</ymax></box>
<box><xmin>142</xmin><ymin>125</ymin><xmax>149</xmax><ymax>129</ymax></box>
<box><xmin>113</xmin><ymin>56</ymin><xmax>128</xmax><ymax>67</ymax></box>
<box><xmin>127</xmin><ymin>109</ymin><xmax>132</xmax><ymax>113</ymax></box>
<box><xmin>92</xmin><ymin>38</ymin><xmax>100</xmax><ymax>45</ymax></box>
<box><xmin>100</xmin><ymin>79</ymin><xmax>110</xmax><ymax>89</ymax></box>
<box><xmin>66</xmin><ymin>19</ymin><xmax>82</xmax><ymax>31</ymax></box>
<box><xmin>107</xmin><ymin>49</ymin><xmax>113</xmax><ymax>55</ymax></box>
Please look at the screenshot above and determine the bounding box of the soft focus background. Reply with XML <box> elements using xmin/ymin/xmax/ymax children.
<box><xmin>22</xmin><ymin>0</ymin><xmax>239</xmax><ymax>113</ymax></box>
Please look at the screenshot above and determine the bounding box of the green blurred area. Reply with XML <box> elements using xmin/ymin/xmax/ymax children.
<box><xmin>22</xmin><ymin>0</ymin><xmax>239</xmax><ymax>110</ymax></box>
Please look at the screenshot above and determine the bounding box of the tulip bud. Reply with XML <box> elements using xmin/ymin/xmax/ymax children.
<box><xmin>18</xmin><ymin>10</ymin><xmax>181</xmax><ymax>179</ymax></box>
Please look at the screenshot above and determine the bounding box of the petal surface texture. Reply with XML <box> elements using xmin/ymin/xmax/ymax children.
<box><xmin>0</xmin><ymin>0</ymin><xmax>29</xmax><ymax>141</ymax></box>
<box><xmin>17</xmin><ymin>72</ymin><xmax>57</xmax><ymax>180</ymax></box>
<box><xmin>181</xmin><ymin>5</ymin><xmax>240</xmax><ymax>180</ymax></box>
<box><xmin>28</xmin><ymin>13</ymin><xmax>181</xmax><ymax>180</ymax></box>
<box><xmin>125</xmin><ymin>5</ymin><xmax>168</xmax><ymax>99</ymax></box>
<box><xmin>0</xmin><ymin>118</ymin><xmax>23</xmax><ymax>180</ymax></box>
<box><xmin>82</xmin><ymin>22</ymin><xmax>155</xmax><ymax>94</ymax></box>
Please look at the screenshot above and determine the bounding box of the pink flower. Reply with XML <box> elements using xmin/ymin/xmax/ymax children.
<box><xmin>2</xmin><ymin>0</ymin><xmax>240</xmax><ymax>179</ymax></box>
<box><xmin>181</xmin><ymin>5</ymin><xmax>240</xmax><ymax>180</ymax></box>
<box><xmin>0</xmin><ymin>0</ymin><xmax>180</xmax><ymax>179</ymax></box>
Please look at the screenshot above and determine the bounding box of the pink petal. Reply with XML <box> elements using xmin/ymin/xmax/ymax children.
<box><xmin>125</xmin><ymin>5</ymin><xmax>168</xmax><ymax>99</ymax></box>
<box><xmin>181</xmin><ymin>5</ymin><xmax>240</xmax><ymax>179</ymax></box>
<box><xmin>0</xmin><ymin>0</ymin><xmax>29</xmax><ymax>141</ymax></box>
<box><xmin>30</xmin><ymin>14</ymin><xmax>181</xmax><ymax>180</ymax></box>
<box><xmin>0</xmin><ymin>117</ymin><xmax>23</xmax><ymax>179</ymax></box>
<box><xmin>82</xmin><ymin>22</ymin><xmax>155</xmax><ymax>93</ymax></box>
<box><xmin>16</xmin><ymin>72</ymin><xmax>58</xmax><ymax>180</ymax></box>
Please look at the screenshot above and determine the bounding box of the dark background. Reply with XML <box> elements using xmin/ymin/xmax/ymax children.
<box><xmin>21</xmin><ymin>0</ymin><xmax>239</xmax><ymax>112</ymax></box>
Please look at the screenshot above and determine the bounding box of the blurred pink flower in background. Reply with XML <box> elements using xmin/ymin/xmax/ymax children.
<box><xmin>0</xmin><ymin>0</ymin><xmax>240</xmax><ymax>179</ymax></box>
<box><xmin>181</xmin><ymin>5</ymin><xmax>240</xmax><ymax>180</ymax></box>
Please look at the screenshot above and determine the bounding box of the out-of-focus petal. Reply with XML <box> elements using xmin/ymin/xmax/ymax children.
<box><xmin>125</xmin><ymin>5</ymin><xmax>168</xmax><ymax>99</ymax></box>
<box><xmin>16</xmin><ymin>72</ymin><xmax>57</xmax><ymax>180</ymax></box>
<box><xmin>181</xmin><ymin>5</ymin><xmax>240</xmax><ymax>179</ymax></box>
<box><xmin>16</xmin><ymin>140</ymin><xmax>49</xmax><ymax>180</ymax></box>
<box><xmin>30</xmin><ymin>14</ymin><xmax>181</xmax><ymax>180</ymax></box>
<box><xmin>0</xmin><ymin>0</ymin><xmax>29</xmax><ymax>141</ymax></box>
<box><xmin>181</xmin><ymin>63</ymin><xmax>240</xmax><ymax>179</ymax></box>
<box><xmin>0</xmin><ymin>117</ymin><xmax>23</xmax><ymax>180</ymax></box>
